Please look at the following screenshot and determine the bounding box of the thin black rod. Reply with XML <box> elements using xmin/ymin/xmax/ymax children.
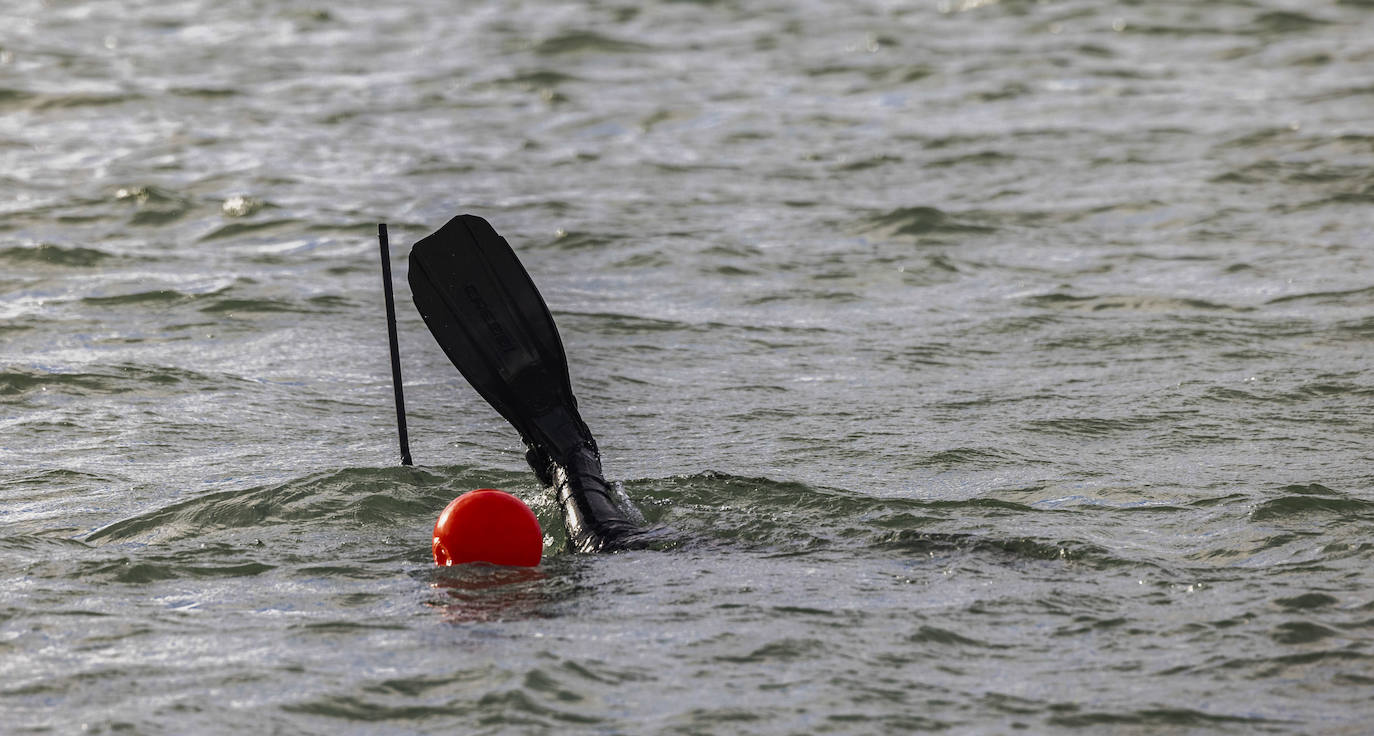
<box><xmin>379</xmin><ymin>223</ymin><xmax>413</xmax><ymax>466</ymax></box>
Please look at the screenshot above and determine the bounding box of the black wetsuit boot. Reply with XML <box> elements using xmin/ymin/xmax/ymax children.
<box><xmin>526</xmin><ymin>441</ymin><xmax>647</xmax><ymax>552</ymax></box>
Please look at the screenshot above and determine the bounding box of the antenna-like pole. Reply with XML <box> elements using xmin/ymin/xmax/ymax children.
<box><xmin>379</xmin><ymin>223</ymin><xmax>413</xmax><ymax>466</ymax></box>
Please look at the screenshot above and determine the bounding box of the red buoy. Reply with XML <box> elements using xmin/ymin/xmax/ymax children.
<box><xmin>432</xmin><ymin>489</ymin><xmax>543</xmax><ymax>567</ymax></box>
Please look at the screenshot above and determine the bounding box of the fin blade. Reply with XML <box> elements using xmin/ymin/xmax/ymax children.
<box><xmin>408</xmin><ymin>214</ymin><xmax>586</xmax><ymax>455</ymax></box>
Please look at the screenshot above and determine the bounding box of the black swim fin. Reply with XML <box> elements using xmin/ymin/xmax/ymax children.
<box><xmin>407</xmin><ymin>214</ymin><xmax>645</xmax><ymax>552</ymax></box>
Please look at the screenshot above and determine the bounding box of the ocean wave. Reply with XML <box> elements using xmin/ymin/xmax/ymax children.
<box><xmin>531</xmin><ymin>30</ymin><xmax>654</xmax><ymax>56</ymax></box>
<box><xmin>0</xmin><ymin>244</ymin><xmax>119</xmax><ymax>267</ymax></box>
<box><xmin>627</xmin><ymin>471</ymin><xmax>1139</xmax><ymax>568</ymax></box>
<box><xmin>1024</xmin><ymin>292</ymin><xmax>1247</xmax><ymax>313</ymax></box>
<box><xmin>84</xmin><ymin>465</ymin><xmax>535</xmax><ymax>546</ymax></box>
<box><xmin>858</xmin><ymin>206</ymin><xmax>998</xmax><ymax>241</ymax></box>
<box><xmin>1266</xmin><ymin>285</ymin><xmax>1374</xmax><ymax>307</ymax></box>
<box><xmin>1250</xmin><ymin>483</ymin><xmax>1374</xmax><ymax>522</ymax></box>
<box><xmin>0</xmin><ymin>363</ymin><xmax>223</xmax><ymax>398</ymax></box>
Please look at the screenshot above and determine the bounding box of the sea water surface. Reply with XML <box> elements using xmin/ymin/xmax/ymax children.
<box><xmin>3</xmin><ymin>0</ymin><xmax>1373</xmax><ymax>733</ymax></box>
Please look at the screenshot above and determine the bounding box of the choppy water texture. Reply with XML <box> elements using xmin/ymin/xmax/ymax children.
<box><xmin>3</xmin><ymin>0</ymin><xmax>1373</xmax><ymax>733</ymax></box>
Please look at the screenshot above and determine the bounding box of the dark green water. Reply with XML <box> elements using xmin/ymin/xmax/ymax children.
<box><xmin>3</xmin><ymin>0</ymin><xmax>1373</xmax><ymax>733</ymax></box>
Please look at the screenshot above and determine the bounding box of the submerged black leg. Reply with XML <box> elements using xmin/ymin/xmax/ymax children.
<box><xmin>528</xmin><ymin>441</ymin><xmax>650</xmax><ymax>552</ymax></box>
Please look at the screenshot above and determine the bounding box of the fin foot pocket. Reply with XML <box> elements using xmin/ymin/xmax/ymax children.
<box><xmin>544</xmin><ymin>445</ymin><xmax>656</xmax><ymax>553</ymax></box>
